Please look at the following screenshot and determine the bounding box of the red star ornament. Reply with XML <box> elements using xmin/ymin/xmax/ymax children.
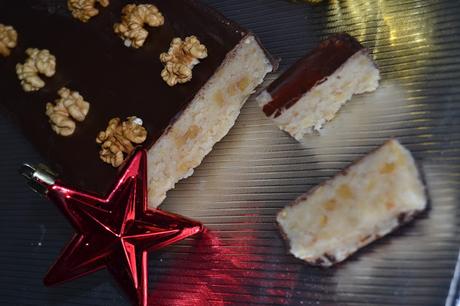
<box><xmin>37</xmin><ymin>149</ymin><xmax>203</xmax><ymax>306</ymax></box>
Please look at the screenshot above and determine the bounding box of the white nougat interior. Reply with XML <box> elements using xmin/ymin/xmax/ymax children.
<box><xmin>147</xmin><ymin>36</ymin><xmax>273</xmax><ymax>208</ymax></box>
<box><xmin>277</xmin><ymin>139</ymin><xmax>427</xmax><ymax>267</ymax></box>
<box><xmin>258</xmin><ymin>50</ymin><xmax>380</xmax><ymax>141</ymax></box>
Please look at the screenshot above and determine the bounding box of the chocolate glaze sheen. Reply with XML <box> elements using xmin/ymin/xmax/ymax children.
<box><xmin>263</xmin><ymin>33</ymin><xmax>364</xmax><ymax>118</ymax></box>
<box><xmin>0</xmin><ymin>0</ymin><xmax>247</xmax><ymax>195</ymax></box>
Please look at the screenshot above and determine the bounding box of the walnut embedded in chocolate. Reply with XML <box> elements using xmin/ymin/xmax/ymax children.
<box><xmin>67</xmin><ymin>0</ymin><xmax>110</xmax><ymax>22</ymax></box>
<box><xmin>0</xmin><ymin>23</ymin><xmax>17</xmax><ymax>57</ymax></box>
<box><xmin>96</xmin><ymin>117</ymin><xmax>147</xmax><ymax>167</ymax></box>
<box><xmin>113</xmin><ymin>3</ymin><xmax>164</xmax><ymax>48</ymax></box>
<box><xmin>16</xmin><ymin>48</ymin><xmax>56</xmax><ymax>92</ymax></box>
<box><xmin>160</xmin><ymin>36</ymin><xmax>208</xmax><ymax>86</ymax></box>
<box><xmin>46</xmin><ymin>87</ymin><xmax>90</xmax><ymax>136</ymax></box>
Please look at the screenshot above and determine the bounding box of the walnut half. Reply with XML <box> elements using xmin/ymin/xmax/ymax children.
<box><xmin>46</xmin><ymin>87</ymin><xmax>90</xmax><ymax>136</ymax></box>
<box><xmin>96</xmin><ymin>117</ymin><xmax>147</xmax><ymax>167</ymax></box>
<box><xmin>0</xmin><ymin>24</ymin><xmax>18</xmax><ymax>57</ymax></box>
<box><xmin>68</xmin><ymin>0</ymin><xmax>110</xmax><ymax>22</ymax></box>
<box><xmin>113</xmin><ymin>4</ymin><xmax>164</xmax><ymax>48</ymax></box>
<box><xmin>160</xmin><ymin>36</ymin><xmax>208</xmax><ymax>86</ymax></box>
<box><xmin>16</xmin><ymin>48</ymin><xmax>56</xmax><ymax>92</ymax></box>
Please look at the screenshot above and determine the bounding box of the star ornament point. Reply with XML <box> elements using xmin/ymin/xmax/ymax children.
<box><xmin>42</xmin><ymin>149</ymin><xmax>203</xmax><ymax>306</ymax></box>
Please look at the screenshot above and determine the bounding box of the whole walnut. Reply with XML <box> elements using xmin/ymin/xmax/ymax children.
<box><xmin>67</xmin><ymin>0</ymin><xmax>110</xmax><ymax>22</ymax></box>
<box><xmin>16</xmin><ymin>48</ymin><xmax>56</xmax><ymax>92</ymax></box>
<box><xmin>160</xmin><ymin>36</ymin><xmax>208</xmax><ymax>86</ymax></box>
<box><xmin>96</xmin><ymin>117</ymin><xmax>147</xmax><ymax>167</ymax></box>
<box><xmin>46</xmin><ymin>87</ymin><xmax>90</xmax><ymax>136</ymax></box>
<box><xmin>0</xmin><ymin>24</ymin><xmax>18</xmax><ymax>57</ymax></box>
<box><xmin>113</xmin><ymin>4</ymin><xmax>164</xmax><ymax>48</ymax></box>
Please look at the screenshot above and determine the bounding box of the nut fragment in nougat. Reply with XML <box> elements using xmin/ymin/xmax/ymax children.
<box><xmin>257</xmin><ymin>33</ymin><xmax>380</xmax><ymax>140</ymax></box>
<box><xmin>277</xmin><ymin>139</ymin><xmax>427</xmax><ymax>267</ymax></box>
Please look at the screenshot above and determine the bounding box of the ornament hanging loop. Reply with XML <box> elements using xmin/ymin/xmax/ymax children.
<box><xmin>19</xmin><ymin>164</ymin><xmax>57</xmax><ymax>196</ymax></box>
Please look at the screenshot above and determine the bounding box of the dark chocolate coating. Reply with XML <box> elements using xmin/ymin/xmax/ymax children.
<box><xmin>263</xmin><ymin>33</ymin><xmax>364</xmax><ymax>118</ymax></box>
<box><xmin>0</xmin><ymin>0</ymin><xmax>247</xmax><ymax>196</ymax></box>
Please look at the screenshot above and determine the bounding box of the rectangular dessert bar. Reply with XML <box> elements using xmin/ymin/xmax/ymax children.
<box><xmin>277</xmin><ymin>139</ymin><xmax>427</xmax><ymax>267</ymax></box>
<box><xmin>0</xmin><ymin>0</ymin><xmax>275</xmax><ymax>207</ymax></box>
<box><xmin>257</xmin><ymin>33</ymin><xmax>380</xmax><ymax>140</ymax></box>
<box><xmin>146</xmin><ymin>1</ymin><xmax>275</xmax><ymax>207</ymax></box>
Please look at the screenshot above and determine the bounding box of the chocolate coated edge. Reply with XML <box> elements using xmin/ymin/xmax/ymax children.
<box><xmin>154</xmin><ymin>0</ymin><xmax>278</xmax><ymax>132</ymax></box>
<box><xmin>0</xmin><ymin>0</ymin><xmax>277</xmax><ymax>196</ymax></box>
<box><xmin>127</xmin><ymin>0</ymin><xmax>278</xmax><ymax>139</ymax></box>
<box><xmin>165</xmin><ymin>32</ymin><xmax>277</xmax><ymax>135</ymax></box>
<box><xmin>178</xmin><ymin>0</ymin><xmax>280</xmax><ymax>72</ymax></box>
<box><xmin>263</xmin><ymin>33</ymin><xmax>366</xmax><ymax>118</ymax></box>
<box><xmin>276</xmin><ymin>139</ymin><xmax>429</xmax><ymax>267</ymax></box>
<box><xmin>185</xmin><ymin>0</ymin><xmax>279</xmax><ymax>70</ymax></box>
<box><xmin>252</xmin><ymin>34</ymin><xmax>280</xmax><ymax>73</ymax></box>
<box><xmin>125</xmin><ymin>0</ymin><xmax>280</xmax><ymax>125</ymax></box>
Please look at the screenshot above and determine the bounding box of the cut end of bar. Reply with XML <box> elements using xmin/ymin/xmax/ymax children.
<box><xmin>147</xmin><ymin>35</ymin><xmax>274</xmax><ymax>208</ymax></box>
<box><xmin>257</xmin><ymin>35</ymin><xmax>380</xmax><ymax>141</ymax></box>
<box><xmin>277</xmin><ymin>139</ymin><xmax>427</xmax><ymax>267</ymax></box>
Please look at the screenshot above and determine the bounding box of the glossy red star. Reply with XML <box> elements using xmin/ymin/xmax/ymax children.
<box><xmin>42</xmin><ymin>149</ymin><xmax>203</xmax><ymax>306</ymax></box>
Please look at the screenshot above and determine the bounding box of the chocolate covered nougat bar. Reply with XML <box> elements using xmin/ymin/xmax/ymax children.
<box><xmin>0</xmin><ymin>0</ymin><xmax>275</xmax><ymax>207</ymax></box>
<box><xmin>277</xmin><ymin>139</ymin><xmax>427</xmax><ymax>267</ymax></box>
<box><xmin>257</xmin><ymin>33</ymin><xmax>380</xmax><ymax>140</ymax></box>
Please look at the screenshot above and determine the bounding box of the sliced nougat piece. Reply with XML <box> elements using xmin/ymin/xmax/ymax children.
<box><xmin>257</xmin><ymin>33</ymin><xmax>380</xmax><ymax>140</ymax></box>
<box><xmin>147</xmin><ymin>35</ymin><xmax>274</xmax><ymax>207</ymax></box>
<box><xmin>277</xmin><ymin>139</ymin><xmax>427</xmax><ymax>267</ymax></box>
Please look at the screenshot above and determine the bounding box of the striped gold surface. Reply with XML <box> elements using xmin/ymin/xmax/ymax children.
<box><xmin>1</xmin><ymin>0</ymin><xmax>459</xmax><ymax>305</ymax></box>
